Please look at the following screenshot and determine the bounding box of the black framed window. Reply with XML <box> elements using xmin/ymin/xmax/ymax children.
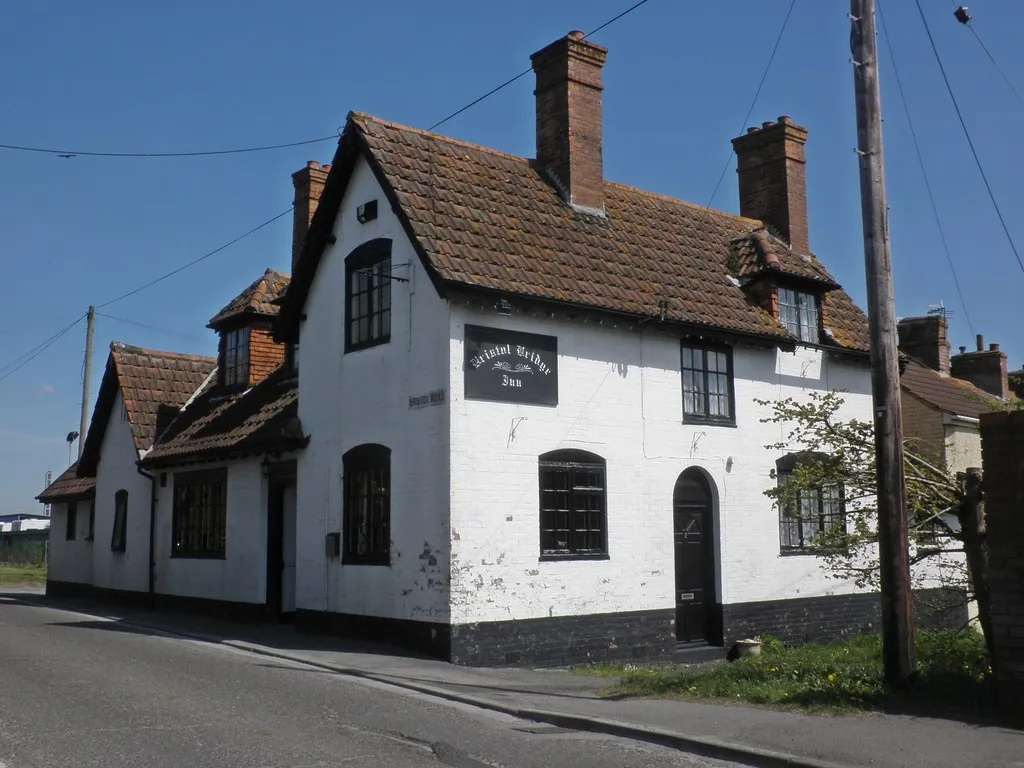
<box><xmin>86</xmin><ymin>501</ymin><xmax>95</xmax><ymax>541</ymax></box>
<box><xmin>778</xmin><ymin>287</ymin><xmax>820</xmax><ymax>343</ymax></box>
<box><xmin>111</xmin><ymin>489</ymin><xmax>128</xmax><ymax>552</ymax></box>
<box><xmin>343</xmin><ymin>444</ymin><xmax>391</xmax><ymax>564</ymax></box>
<box><xmin>172</xmin><ymin>469</ymin><xmax>227</xmax><ymax>559</ymax></box>
<box><xmin>222</xmin><ymin>328</ymin><xmax>249</xmax><ymax>387</ymax></box>
<box><xmin>345</xmin><ymin>239</ymin><xmax>392</xmax><ymax>352</ymax></box>
<box><xmin>777</xmin><ymin>454</ymin><xmax>845</xmax><ymax>553</ymax></box>
<box><xmin>681</xmin><ymin>343</ymin><xmax>735</xmax><ymax>425</ymax></box>
<box><xmin>538</xmin><ymin>450</ymin><xmax>608</xmax><ymax>559</ymax></box>
<box><xmin>66</xmin><ymin>501</ymin><xmax>77</xmax><ymax>541</ymax></box>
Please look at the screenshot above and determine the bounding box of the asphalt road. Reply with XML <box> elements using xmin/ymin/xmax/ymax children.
<box><xmin>0</xmin><ymin>598</ymin><xmax>739</xmax><ymax>768</ymax></box>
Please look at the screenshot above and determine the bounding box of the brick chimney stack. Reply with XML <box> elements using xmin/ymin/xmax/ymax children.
<box><xmin>731</xmin><ymin>117</ymin><xmax>810</xmax><ymax>255</ymax></box>
<box><xmin>531</xmin><ymin>31</ymin><xmax>608</xmax><ymax>215</ymax></box>
<box><xmin>951</xmin><ymin>333</ymin><xmax>1009</xmax><ymax>399</ymax></box>
<box><xmin>291</xmin><ymin>161</ymin><xmax>331</xmax><ymax>275</ymax></box>
<box><xmin>897</xmin><ymin>315</ymin><xmax>950</xmax><ymax>375</ymax></box>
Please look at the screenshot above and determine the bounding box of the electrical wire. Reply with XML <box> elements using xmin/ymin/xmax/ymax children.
<box><xmin>429</xmin><ymin>0</ymin><xmax>655</xmax><ymax>132</ymax></box>
<box><xmin>96</xmin><ymin>313</ymin><xmax>201</xmax><ymax>341</ymax></box>
<box><xmin>958</xmin><ymin>16</ymin><xmax>1024</xmax><ymax>112</ymax></box>
<box><xmin>877</xmin><ymin>0</ymin><xmax>974</xmax><ymax>335</ymax></box>
<box><xmin>700</xmin><ymin>0</ymin><xmax>798</xmax><ymax>214</ymax></box>
<box><xmin>0</xmin><ymin>314</ymin><xmax>86</xmax><ymax>383</ymax></box>
<box><xmin>0</xmin><ymin>134</ymin><xmax>339</xmax><ymax>159</ymax></box>
<box><xmin>96</xmin><ymin>207</ymin><xmax>293</xmax><ymax>309</ymax></box>
<box><xmin>912</xmin><ymin>0</ymin><xmax>1024</xmax><ymax>276</ymax></box>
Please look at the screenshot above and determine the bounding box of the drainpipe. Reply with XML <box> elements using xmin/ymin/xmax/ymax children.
<box><xmin>136</xmin><ymin>463</ymin><xmax>157</xmax><ymax>611</ymax></box>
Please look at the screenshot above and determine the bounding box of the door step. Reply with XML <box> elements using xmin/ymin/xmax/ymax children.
<box><xmin>673</xmin><ymin>642</ymin><xmax>725</xmax><ymax>664</ymax></box>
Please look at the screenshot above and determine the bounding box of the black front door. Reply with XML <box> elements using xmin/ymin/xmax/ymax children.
<box><xmin>673</xmin><ymin>470</ymin><xmax>715</xmax><ymax>643</ymax></box>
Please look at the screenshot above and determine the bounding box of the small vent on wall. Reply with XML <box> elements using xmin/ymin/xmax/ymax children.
<box><xmin>325</xmin><ymin>532</ymin><xmax>341</xmax><ymax>558</ymax></box>
<box><xmin>356</xmin><ymin>200</ymin><xmax>378</xmax><ymax>224</ymax></box>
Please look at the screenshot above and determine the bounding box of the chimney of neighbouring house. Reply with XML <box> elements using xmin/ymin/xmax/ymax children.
<box><xmin>531</xmin><ymin>30</ymin><xmax>608</xmax><ymax>215</ymax></box>
<box><xmin>897</xmin><ymin>315</ymin><xmax>950</xmax><ymax>375</ymax></box>
<box><xmin>291</xmin><ymin>160</ymin><xmax>331</xmax><ymax>274</ymax></box>
<box><xmin>731</xmin><ymin>117</ymin><xmax>810</xmax><ymax>256</ymax></box>
<box><xmin>950</xmin><ymin>333</ymin><xmax>1009</xmax><ymax>398</ymax></box>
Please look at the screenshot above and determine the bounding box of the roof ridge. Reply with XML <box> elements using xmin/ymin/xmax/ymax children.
<box><xmin>110</xmin><ymin>341</ymin><xmax>216</xmax><ymax>363</ymax></box>
<box><xmin>351</xmin><ymin>111</ymin><xmax>763</xmax><ymax>227</ymax></box>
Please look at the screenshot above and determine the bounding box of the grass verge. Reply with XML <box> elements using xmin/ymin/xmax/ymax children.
<box><xmin>0</xmin><ymin>564</ymin><xmax>47</xmax><ymax>586</ymax></box>
<box><xmin>573</xmin><ymin>630</ymin><xmax>994</xmax><ymax>716</ymax></box>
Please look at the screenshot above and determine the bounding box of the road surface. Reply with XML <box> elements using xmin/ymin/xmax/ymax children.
<box><xmin>0</xmin><ymin>596</ymin><xmax>739</xmax><ymax>768</ymax></box>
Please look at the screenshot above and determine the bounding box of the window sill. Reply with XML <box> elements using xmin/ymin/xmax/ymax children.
<box><xmin>344</xmin><ymin>337</ymin><xmax>391</xmax><ymax>354</ymax></box>
<box><xmin>342</xmin><ymin>557</ymin><xmax>391</xmax><ymax>567</ymax></box>
<box><xmin>539</xmin><ymin>553</ymin><xmax>610</xmax><ymax>562</ymax></box>
<box><xmin>170</xmin><ymin>552</ymin><xmax>226</xmax><ymax>560</ymax></box>
<box><xmin>682</xmin><ymin>415</ymin><xmax>737</xmax><ymax>428</ymax></box>
<box><xmin>779</xmin><ymin>549</ymin><xmax>824</xmax><ymax>557</ymax></box>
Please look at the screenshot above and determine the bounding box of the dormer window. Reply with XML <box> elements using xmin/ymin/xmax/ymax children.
<box><xmin>223</xmin><ymin>328</ymin><xmax>249</xmax><ymax>387</ymax></box>
<box><xmin>779</xmin><ymin>287</ymin><xmax>820</xmax><ymax>343</ymax></box>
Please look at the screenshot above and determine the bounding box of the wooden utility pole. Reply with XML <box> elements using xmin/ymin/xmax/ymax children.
<box><xmin>79</xmin><ymin>305</ymin><xmax>95</xmax><ymax>460</ymax></box>
<box><xmin>850</xmin><ymin>0</ymin><xmax>916</xmax><ymax>687</ymax></box>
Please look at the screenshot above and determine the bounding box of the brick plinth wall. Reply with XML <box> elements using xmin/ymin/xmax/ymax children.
<box><xmin>980</xmin><ymin>411</ymin><xmax>1024</xmax><ymax>710</ymax></box>
<box><xmin>249</xmin><ymin>325</ymin><xmax>286</xmax><ymax>385</ymax></box>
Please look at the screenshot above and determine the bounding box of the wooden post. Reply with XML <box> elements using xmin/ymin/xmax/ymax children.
<box><xmin>79</xmin><ymin>305</ymin><xmax>95</xmax><ymax>460</ymax></box>
<box><xmin>850</xmin><ymin>0</ymin><xmax>916</xmax><ymax>687</ymax></box>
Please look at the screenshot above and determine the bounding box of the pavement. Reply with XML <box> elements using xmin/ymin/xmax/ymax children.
<box><xmin>5</xmin><ymin>587</ymin><xmax>1024</xmax><ymax>768</ymax></box>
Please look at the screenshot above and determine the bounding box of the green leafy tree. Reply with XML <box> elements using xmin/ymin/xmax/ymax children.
<box><xmin>756</xmin><ymin>391</ymin><xmax>991</xmax><ymax>655</ymax></box>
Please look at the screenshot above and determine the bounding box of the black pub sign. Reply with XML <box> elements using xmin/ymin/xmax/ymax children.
<box><xmin>464</xmin><ymin>325</ymin><xmax>558</xmax><ymax>405</ymax></box>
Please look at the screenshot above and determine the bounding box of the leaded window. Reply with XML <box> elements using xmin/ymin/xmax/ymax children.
<box><xmin>777</xmin><ymin>454</ymin><xmax>845</xmax><ymax>552</ymax></box>
<box><xmin>538</xmin><ymin>450</ymin><xmax>608</xmax><ymax>559</ymax></box>
<box><xmin>681</xmin><ymin>343</ymin><xmax>734</xmax><ymax>425</ymax></box>
<box><xmin>111</xmin><ymin>489</ymin><xmax>128</xmax><ymax>552</ymax></box>
<box><xmin>172</xmin><ymin>469</ymin><xmax>227</xmax><ymax>558</ymax></box>
<box><xmin>343</xmin><ymin>444</ymin><xmax>391</xmax><ymax>564</ymax></box>
<box><xmin>345</xmin><ymin>240</ymin><xmax>392</xmax><ymax>352</ymax></box>
<box><xmin>222</xmin><ymin>328</ymin><xmax>249</xmax><ymax>387</ymax></box>
<box><xmin>779</xmin><ymin>287</ymin><xmax>820</xmax><ymax>343</ymax></box>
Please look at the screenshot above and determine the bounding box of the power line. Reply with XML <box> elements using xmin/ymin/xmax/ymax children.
<box><xmin>429</xmin><ymin>0</ymin><xmax>655</xmax><ymax>131</ymax></box>
<box><xmin>0</xmin><ymin>314</ymin><xmax>86</xmax><ymax>383</ymax></box>
<box><xmin>877</xmin><ymin>0</ymin><xmax>974</xmax><ymax>335</ymax></box>
<box><xmin>96</xmin><ymin>313</ymin><xmax>201</xmax><ymax>341</ymax></box>
<box><xmin>0</xmin><ymin>133</ymin><xmax>338</xmax><ymax>159</ymax></box>
<box><xmin>912</xmin><ymin>0</ymin><xmax>1024</xmax><ymax>276</ymax></box>
<box><xmin>701</xmin><ymin>0</ymin><xmax>798</xmax><ymax>213</ymax></box>
<box><xmin>954</xmin><ymin>11</ymin><xmax>1024</xmax><ymax>112</ymax></box>
<box><xmin>97</xmin><ymin>207</ymin><xmax>293</xmax><ymax>309</ymax></box>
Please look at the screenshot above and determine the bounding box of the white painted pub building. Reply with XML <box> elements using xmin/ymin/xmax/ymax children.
<box><xmin>42</xmin><ymin>31</ymin><xmax>940</xmax><ymax>666</ymax></box>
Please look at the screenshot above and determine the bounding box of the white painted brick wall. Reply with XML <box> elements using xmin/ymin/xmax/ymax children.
<box><xmin>448</xmin><ymin>309</ymin><xmax>876</xmax><ymax>624</ymax></box>
<box><xmin>46</xmin><ymin>501</ymin><xmax>93</xmax><ymax>584</ymax></box>
<box><xmin>91</xmin><ymin>391</ymin><xmax>152</xmax><ymax>594</ymax></box>
<box><xmin>296</xmin><ymin>157</ymin><xmax>451</xmax><ymax>623</ymax></box>
<box><xmin>154</xmin><ymin>459</ymin><xmax>269</xmax><ymax>604</ymax></box>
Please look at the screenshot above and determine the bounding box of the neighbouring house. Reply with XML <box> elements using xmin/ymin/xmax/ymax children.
<box><xmin>272</xmin><ymin>30</ymin><xmax>896</xmax><ymax>666</ymax></box>
<box><xmin>38</xmin><ymin>344</ymin><xmax>216</xmax><ymax>597</ymax></box>
<box><xmin>897</xmin><ymin>315</ymin><xmax>1004</xmax><ymax>474</ymax></box>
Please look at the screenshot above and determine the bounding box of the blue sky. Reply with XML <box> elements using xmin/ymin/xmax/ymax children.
<box><xmin>2</xmin><ymin>0</ymin><xmax>1021</xmax><ymax>513</ymax></box>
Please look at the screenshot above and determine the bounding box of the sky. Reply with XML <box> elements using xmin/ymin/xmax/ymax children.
<box><xmin>2</xmin><ymin>0</ymin><xmax>1022</xmax><ymax>513</ymax></box>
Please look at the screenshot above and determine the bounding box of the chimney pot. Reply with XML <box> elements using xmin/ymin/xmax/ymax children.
<box><xmin>307</xmin><ymin>160</ymin><xmax>319</xmax><ymax>169</ymax></box>
<box><xmin>991</xmin><ymin>343</ymin><xmax>1000</xmax><ymax>351</ymax></box>
<box><xmin>976</xmin><ymin>334</ymin><xmax>984</xmax><ymax>352</ymax></box>
<box><xmin>746</xmin><ymin>127</ymin><xmax>758</xmax><ymax>134</ymax></box>
<box><xmin>762</xmin><ymin>121</ymin><xmax>774</xmax><ymax>129</ymax></box>
<box><xmin>959</xmin><ymin>346</ymin><xmax>967</xmax><ymax>354</ymax></box>
<box><xmin>778</xmin><ymin>115</ymin><xmax>792</xmax><ymax>124</ymax></box>
<box><xmin>531</xmin><ymin>31</ymin><xmax>608</xmax><ymax>214</ymax></box>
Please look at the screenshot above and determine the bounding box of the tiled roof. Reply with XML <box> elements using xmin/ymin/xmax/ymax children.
<box><xmin>208</xmin><ymin>268</ymin><xmax>289</xmax><ymax>328</ymax></box>
<box><xmin>729</xmin><ymin>229</ymin><xmax>839</xmax><ymax>287</ymax></box>
<box><xmin>901</xmin><ymin>359</ymin><xmax>1002</xmax><ymax>418</ymax></box>
<box><xmin>79</xmin><ymin>343</ymin><xmax>216</xmax><ymax>474</ymax></box>
<box><xmin>141</xmin><ymin>367</ymin><xmax>306</xmax><ymax>467</ymax></box>
<box><xmin>36</xmin><ymin>462</ymin><xmax>95</xmax><ymax>502</ymax></box>
<box><xmin>280</xmin><ymin>112</ymin><xmax>870</xmax><ymax>353</ymax></box>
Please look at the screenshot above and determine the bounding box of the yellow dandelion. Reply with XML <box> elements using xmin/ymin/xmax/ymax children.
<box><xmin>827</xmin><ymin>673</ymin><xmax>836</xmax><ymax>682</ymax></box>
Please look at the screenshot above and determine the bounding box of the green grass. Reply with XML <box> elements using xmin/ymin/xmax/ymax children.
<box><xmin>573</xmin><ymin>630</ymin><xmax>995</xmax><ymax>716</ymax></box>
<box><xmin>0</xmin><ymin>564</ymin><xmax>47</xmax><ymax>585</ymax></box>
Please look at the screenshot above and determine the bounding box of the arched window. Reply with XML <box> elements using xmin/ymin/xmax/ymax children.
<box><xmin>538</xmin><ymin>449</ymin><xmax>607</xmax><ymax>559</ymax></box>
<box><xmin>776</xmin><ymin>452</ymin><xmax>845</xmax><ymax>553</ymax></box>
<box><xmin>345</xmin><ymin>239</ymin><xmax>392</xmax><ymax>352</ymax></box>
<box><xmin>343</xmin><ymin>444</ymin><xmax>391</xmax><ymax>564</ymax></box>
<box><xmin>111</xmin><ymin>489</ymin><xmax>128</xmax><ymax>552</ymax></box>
